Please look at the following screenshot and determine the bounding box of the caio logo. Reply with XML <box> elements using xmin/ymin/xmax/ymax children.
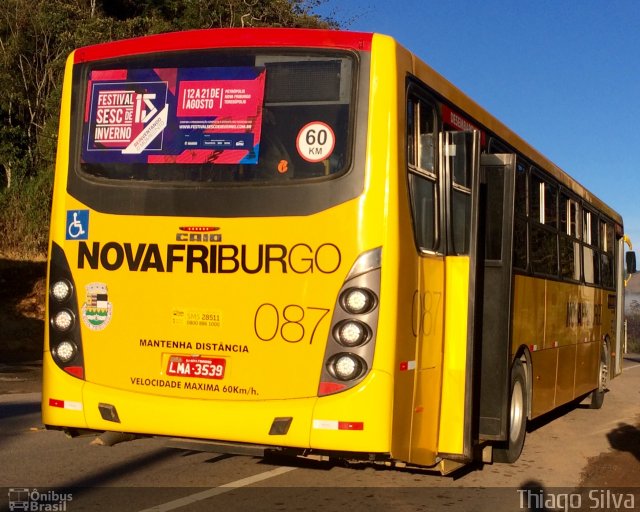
<box><xmin>176</xmin><ymin>226</ymin><xmax>222</xmax><ymax>243</ymax></box>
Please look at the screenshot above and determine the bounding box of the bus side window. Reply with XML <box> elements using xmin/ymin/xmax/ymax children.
<box><xmin>443</xmin><ymin>131</ymin><xmax>472</xmax><ymax>255</ymax></box>
<box><xmin>600</xmin><ymin>219</ymin><xmax>615</xmax><ymax>288</ymax></box>
<box><xmin>407</xmin><ymin>93</ymin><xmax>438</xmax><ymax>252</ymax></box>
<box><xmin>484</xmin><ymin>166</ymin><xmax>505</xmax><ymax>261</ymax></box>
<box><xmin>559</xmin><ymin>194</ymin><xmax>581</xmax><ymax>282</ymax></box>
<box><xmin>409</xmin><ymin>174</ymin><xmax>437</xmax><ymax>250</ymax></box>
<box><xmin>583</xmin><ymin>209</ymin><xmax>600</xmax><ymax>285</ymax></box>
<box><xmin>513</xmin><ymin>161</ymin><xmax>528</xmax><ymax>270</ymax></box>
<box><xmin>530</xmin><ymin>173</ymin><xmax>558</xmax><ymax>276</ymax></box>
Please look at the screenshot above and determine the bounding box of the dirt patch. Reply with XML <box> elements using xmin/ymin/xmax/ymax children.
<box><xmin>0</xmin><ymin>258</ymin><xmax>46</xmax><ymax>363</ymax></box>
<box><xmin>579</xmin><ymin>420</ymin><xmax>640</xmax><ymax>488</ymax></box>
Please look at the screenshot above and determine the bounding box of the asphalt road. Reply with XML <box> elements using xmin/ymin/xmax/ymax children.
<box><xmin>1</xmin><ymin>358</ymin><xmax>639</xmax><ymax>512</ymax></box>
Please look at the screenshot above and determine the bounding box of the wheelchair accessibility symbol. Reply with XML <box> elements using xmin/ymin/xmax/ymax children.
<box><xmin>66</xmin><ymin>210</ymin><xmax>89</xmax><ymax>240</ymax></box>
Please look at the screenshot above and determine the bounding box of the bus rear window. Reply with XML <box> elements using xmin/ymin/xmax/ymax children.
<box><xmin>76</xmin><ymin>51</ymin><xmax>355</xmax><ymax>184</ymax></box>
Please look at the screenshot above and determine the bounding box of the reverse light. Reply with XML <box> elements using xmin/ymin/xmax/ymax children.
<box><xmin>330</xmin><ymin>353</ymin><xmax>366</xmax><ymax>381</ymax></box>
<box><xmin>318</xmin><ymin>247</ymin><xmax>381</xmax><ymax>397</ymax></box>
<box><xmin>50</xmin><ymin>279</ymin><xmax>73</xmax><ymax>302</ymax></box>
<box><xmin>53</xmin><ymin>340</ymin><xmax>77</xmax><ymax>363</ymax></box>
<box><xmin>341</xmin><ymin>287</ymin><xmax>376</xmax><ymax>315</ymax></box>
<box><xmin>335</xmin><ymin>320</ymin><xmax>370</xmax><ymax>347</ymax></box>
<box><xmin>52</xmin><ymin>310</ymin><xmax>74</xmax><ymax>332</ymax></box>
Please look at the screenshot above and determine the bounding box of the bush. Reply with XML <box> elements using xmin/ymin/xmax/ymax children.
<box><xmin>0</xmin><ymin>170</ymin><xmax>53</xmax><ymax>258</ymax></box>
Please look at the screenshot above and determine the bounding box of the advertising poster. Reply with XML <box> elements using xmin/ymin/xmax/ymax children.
<box><xmin>82</xmin><ymin>66</ymin><xmax>266</xmax><ymax>165</ymax></box>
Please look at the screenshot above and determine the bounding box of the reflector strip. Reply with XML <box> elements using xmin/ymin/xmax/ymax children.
<box><xmin>399</xmin><ymin>360</ymin><xmax>416</xmax><ymax>371</ymax></box>
<box><xmin>49</xmin><ymin>398</ymin><xmax>83</xmax><ymax>411</ymax></box>
<box><xmin>49</xmin><ymin>399</ymin><xmax>64</xmax><ymax>408</ymax></box>
<box><xmin>313</xmin><ymin>419</ymin><xmax>364</xmax><ymax>431</ymax></box>
<box><xmin>313</xmin><ymin>419</ymin><xmax>338</xmax><ymax>430</ymax></box>
<box><xmin>338</xmin><ymin>421</ymin><xmax>364</xmax><ymax>430</ymax></box>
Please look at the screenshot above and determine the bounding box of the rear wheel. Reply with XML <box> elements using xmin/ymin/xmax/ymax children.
<box><xmin>589</xmin><ymin>341</ymin><xmax>609</xmax><ymax>409</ymax></box>
<box><xmin>494</xmin><ymin>361</ymin><xmax>527</xmax><ymax>463</ymax></box>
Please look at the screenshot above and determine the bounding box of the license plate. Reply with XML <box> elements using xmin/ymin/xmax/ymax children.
<box><xmin>166</xmin><ymin>355</ymin><xmax>226</xmax><ymax>379</ymax></box>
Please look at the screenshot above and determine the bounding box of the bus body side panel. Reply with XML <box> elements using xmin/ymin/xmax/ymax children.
<box><xmin>529</xmin><ymin>348</ymin><xmax>557</xmax><ymax>418</ymax></box>
<box><xmin>574</xmin><ymin>284</ymin><xmax>600</xmax><ymax>398</ymax></box>
<box><xmin>379</xmin><ymin>39</ymin><xmax>430</xmax><ymax>465</ymax></box>
<box><xmin>518</xmin><ymin>275</ymin><xmax>602</xmax><ymax>418</ymax></box>
<box><xmin>575</xmin><ymin>340</ymin><xmax>599</xmax><ymax>397</ymax></box>
<box><xmin>546</xmin><ymin>280</ymin><xmax>579</xmax><ymax>406</ymax></box>
<box><xmin>555</xmin><ymin>344</ymin><xmax>577</xmax><ymax>405</ymax></box>
<box><xmin>512</xmin><ymin>275</ymin><xmax>553</xmax><ymax>418</ymax></box>
<box><xmin>436</xmin><ymin>256</ymin><xmax>470</xmax><ymax>455</ymax></box>
<box><xmin>512</xmin><ymin>275</ymin><xmax>546</xmax><ymax>354</ymax></box>
<box><xmin>410</xmin><ymin>256</ymin><xmax>444</xmax><ymax>465</ymax></box>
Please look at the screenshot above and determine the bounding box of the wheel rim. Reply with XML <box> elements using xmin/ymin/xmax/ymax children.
<box><xmin>599</xmin><ymin>358</ymin><xmax>608</xmax><ymax>392</ymax></box>
<box><xmin>509</xmin><ymin>380</ymin><xmax>524</xmax><ymax>444</ymax></box>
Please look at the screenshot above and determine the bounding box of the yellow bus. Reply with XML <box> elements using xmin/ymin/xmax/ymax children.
<box><xmin>43</xmin><ymin>28</ymin><xmax>635</xmax><ymax>474</ymax></box>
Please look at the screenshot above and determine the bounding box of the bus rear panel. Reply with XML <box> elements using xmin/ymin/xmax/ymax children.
<box><xmin>43</xmin><ymin>29</ymin><xmax>395</xmax><ymax>457</ymax></box>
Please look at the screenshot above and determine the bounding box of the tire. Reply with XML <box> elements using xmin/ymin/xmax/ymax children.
<box><xmin>494</xmin><ymin>361</ymin><xmax>527</xmax><ymax>463</ymax></box>
<box><xmin>589</xmin><ymin>342</ymin><xmax>609</xmax><ymax>409</ymax></box>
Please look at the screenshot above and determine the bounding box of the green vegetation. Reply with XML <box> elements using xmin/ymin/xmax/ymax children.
<box><xmin>0</xmin><ymin>0</ymin><xmax>337</xmax><ymax>258</ymax></box>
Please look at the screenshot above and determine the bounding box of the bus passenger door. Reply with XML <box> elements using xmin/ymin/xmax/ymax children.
<box><xmin>435</xmin><ymin>130</ymin><xmax>481</xmax><ymax>465</ymax></box>
<box><xmin>476</xmin><ymin>153</ymin><xmax>516</xmax><ymax>442</ymax></box>
<box><xmin>402</xmin><ymin>91</ymin><xmax>446</xmax><ymax>466</ymax></box>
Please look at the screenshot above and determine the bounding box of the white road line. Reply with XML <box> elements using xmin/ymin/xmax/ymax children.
<box><xmin>138</xmin><ymin>466</ymin><xmax>297</xmax><ymax>512</ymax></box>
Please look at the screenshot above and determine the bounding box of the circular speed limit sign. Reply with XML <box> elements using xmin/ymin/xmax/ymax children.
<box><xmin>296</xmin><ymin>122</ymin><xmax>335</xmax><ymax>163</ymax></box>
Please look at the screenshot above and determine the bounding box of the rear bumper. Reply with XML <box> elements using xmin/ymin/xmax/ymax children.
<box><xmin>42</xmin><ymin>360</ymin><xmax>393</xmax><ymax>454</ymax></box>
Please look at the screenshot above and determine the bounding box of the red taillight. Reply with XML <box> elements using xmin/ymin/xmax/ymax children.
<box><xmin>64</xmin><ymin>366</ymin><xmax>84</xmax><ymax>379</ymax></box>
<box><xmin>318</xmin><ymin>381</ymin><xmax>347</xmax><ymax>396</ymax></box>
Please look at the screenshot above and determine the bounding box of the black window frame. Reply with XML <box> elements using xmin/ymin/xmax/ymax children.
<box><xmin>529</xmin><ymin>170</ymin><xmax>559</xmax><ymax>278</ymax></box>
<box><xmin>558</xmin><ymin>189</ymin><xmax>582</xmax><ymax>283</ymax></box>
<box><xmin>406</xmin><ymin>83</ymin><xmax>441</xmax><ymax>254</ymax></box>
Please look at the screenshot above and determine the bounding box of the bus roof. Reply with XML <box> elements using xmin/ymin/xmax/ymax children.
<box><xmin>73</xmin><ymin>28</ymin><xmax>373</xmax><ymax>63</ymax></box>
